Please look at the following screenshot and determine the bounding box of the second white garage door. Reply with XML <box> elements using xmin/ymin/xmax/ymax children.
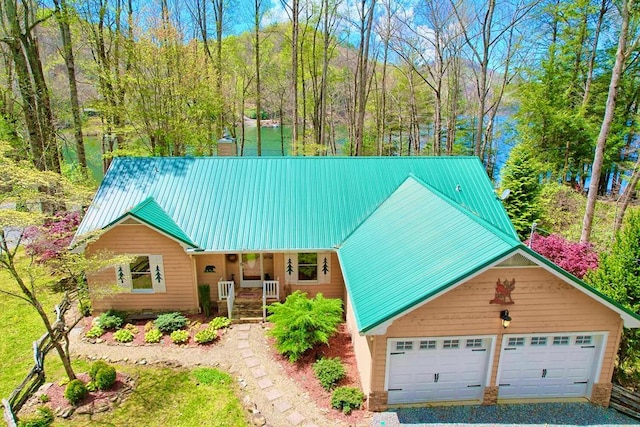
<box><xmin>497</xmin><ymin>333</ymin><xmax>604</xmax><ymax>399</ymax></box>
<box><xmin>386</xmin><ymin>336</ymin><xmax>493</xmax><ymax>404</ymax></box>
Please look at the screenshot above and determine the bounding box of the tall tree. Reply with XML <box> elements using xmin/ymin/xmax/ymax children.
<box><xmin>52</xmin><ymin>0</ymin><xmax>86</xmax><ymax>172</ymax></box>
<box><xmin>581</xmin><ymin>0</ymin><xmax>637</xmax><ymax>242</ymax></box>
<box><xmin>0</xmin><ymin>0</ymin><xmax>61</xmax><ymax>174</ymax></box>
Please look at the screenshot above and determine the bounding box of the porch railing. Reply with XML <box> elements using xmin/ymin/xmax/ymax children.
<box><xmin>218</xmin><ymin>279</ymin><xmax>235</xmax><ymax>319</ymax></box>
<box><xmin>262</xmin><ymin>278</ymin><xmax>280</xmax><ymax>320</ymax></box>
<box><xmin>217</xmin><ymin>280</ymin><xmax>234</xmax><ymax>300</ymax></box>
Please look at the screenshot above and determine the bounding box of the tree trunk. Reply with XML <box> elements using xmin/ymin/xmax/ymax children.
<box><xmin>53</xmin><ymin>0</ymin><xmax>86</xmax><ymax>171</ymax></box>
<box><xmin>615</xmin><ymin>152</ymin><xmax>640</xmax><ymax>233</ymax></box>
<box><xmin>581</xmin><ymin>0</ymin><xmax>632</xmax><ymax>242</ymax></box>
<box><xmin>254</xmin><ymin>0</ymin><xmax>262</xmax><ymax>156</ymax></box>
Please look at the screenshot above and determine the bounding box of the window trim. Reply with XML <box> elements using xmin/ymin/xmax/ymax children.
<box><xmin>116</xmin><ymin>254</ymin><xmax>166</xmax><ymax>294</ymax></box>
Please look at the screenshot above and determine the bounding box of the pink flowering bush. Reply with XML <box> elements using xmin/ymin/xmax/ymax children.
<box><xmin>24</xmin><ymin>211</ymin><xmax>81</xmax><ymax>263</ymax></box>
<box><xmin>526</xmin><ymin>232</ymin><xmax>598</xmax><ymax>278</ymax></box>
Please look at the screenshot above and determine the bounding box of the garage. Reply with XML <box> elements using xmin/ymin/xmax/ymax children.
<box><xmin>497</xmin><ymin>333</ymin><xmax>605</xmax><ymax>399</ymax></box>
<box><xmin>386</xmin><ymin>336</ymin><xmax>494</xmax><ymax>404</ymax></box>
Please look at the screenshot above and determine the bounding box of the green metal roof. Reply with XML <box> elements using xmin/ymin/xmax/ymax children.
<box><xmin>337</xmin><ymin>176</ymin><xmax>521</xmax><ymax>333</ymax></box>
<box><xmin>106</xmin><ymin>197</ymin><xmax>198</xmax><ymax>248</ymax></box>
<box><xmin>76</xmin><ymin>157</ymin><xmax>518</xmax><ymax>250</ymax></box>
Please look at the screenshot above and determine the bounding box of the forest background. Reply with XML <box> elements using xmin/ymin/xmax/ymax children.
<box><xmin>1</xmin><ymin>0</ymin><xmax>640</xmax><ymax>252</ymax></box>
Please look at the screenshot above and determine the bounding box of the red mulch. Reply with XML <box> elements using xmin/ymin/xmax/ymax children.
<box><xmin>270</xmin><ymin>323</ymin><xmax>369</xmax><ymax>424</ymax></box>
<box><xmin>25</xmin><ymin>372</ymin><xmax>129</xmax><ymax>416</ymax></box>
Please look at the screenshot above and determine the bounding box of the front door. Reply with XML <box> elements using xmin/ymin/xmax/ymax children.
<box><xmin>241</xmin><ymin>253</ymin><xmax>262</xmax><ymax>287</ymax></box>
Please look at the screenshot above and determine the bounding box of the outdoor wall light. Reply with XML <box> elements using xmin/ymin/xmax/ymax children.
<box><xmin>500</xmin><ymin>310</ymin><xmax>512</xmax><ymax>328</ymax></box>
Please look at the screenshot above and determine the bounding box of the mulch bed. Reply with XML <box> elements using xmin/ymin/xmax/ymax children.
<box><xmin>81</xmin><ymin>314</ymin><xmax>226</xmax><ymax>347</ymax></box>
<box><xmin>270</xmin><ymin>323</ymin><xmax>369</xmax><ymax>424</ymax></box>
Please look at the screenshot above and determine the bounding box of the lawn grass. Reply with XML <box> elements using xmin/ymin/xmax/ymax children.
<box><xmin>0</xmin><ymin>266</ymin><xmax>85</xmax><ymax>399</ymax></box>
<box><xmin>55</xmin><ymin>367</ymin><xmax>248</xmax><ymax>427</ymax></box>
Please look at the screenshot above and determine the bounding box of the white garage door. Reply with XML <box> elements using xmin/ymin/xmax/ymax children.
<box><xmin>497</xmin><ymin>333</ymin><xmax>603</xmax><ymax>399</ymax></box>
<box><xmin>387</xmin><ymin>336</ymin><xmax>492</xmax><ymax>404</ymax></box>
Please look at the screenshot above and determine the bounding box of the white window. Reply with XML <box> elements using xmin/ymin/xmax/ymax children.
<box><xmin>443</xmin><ymin>339</ymin><xmax>459</xmax><ymax>349</ymax></box>
<box><xmin>298</xmin><ymin>253</ymin><xmax>318</xmax><ymax>281</ymax></box>
<box><xmin>508</xmin><ymin>337</ymin><xmax>525</xmax><ymax>346</ymax></box>
<box><xmin>419</xmin><ymin>340</ymin><xmax>436</xmax><ymax>350</ymax></box>
<box><xmin>466</xmin><ymin>338</ymin><xmax>483</xmax><ymax>348</ymax></box>
<box><xmin>117</xmin><ymin>255</ymin><xmax>166</xmax><ymax>293</ymax></box>
<box><xmin>531</xmin><ymin>337</ymin><xmax>547</xmax><ymax>346</ymax></box>
<box><xmin>553</xmin><ymin>336</ymin><xmax>570</xmax><ymax>345</ymax></box>
<box><xmin>575</xmin><ymin>335</ymin><xmax>592</xmax><ymax>345</ymax></box>
<box><xmin>284</xmin><ymin>252</ymin><xmax>331</xmax><ymax>284</ymax></box>
<box><xmin>396</xmin><ymin>341</ymin><xmax>413</xmax><ymax>351</ymax></box>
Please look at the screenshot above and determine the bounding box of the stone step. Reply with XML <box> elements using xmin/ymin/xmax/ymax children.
<box><xmin>234</xmin><ymin>317</ymin><xmax>263</xmax><ymax>324</ymax></box>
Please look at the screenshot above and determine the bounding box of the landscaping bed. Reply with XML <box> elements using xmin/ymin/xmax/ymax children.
<box><xmin>270</xmin><ymin>323</ymin><xmax>368</xmax><ymax>425</ymax></box>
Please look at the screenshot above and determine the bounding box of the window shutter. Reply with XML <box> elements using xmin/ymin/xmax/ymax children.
<box><xmin>149</xmin><ymin>255</ymin><xmax>166</xmax><ymax>293</ymax></box>
<box><xmin>319</xmin><ymin>252</ymin><xmax>331</xmax><ymax>284</ymax></box>
<box><xmin>284</xmin><ymin>253</ymin><xmax>297</xmax><ymax>284</ymax></box>
<box><xmin>116</xmin><ymin>263</ymin><xmax>132</xmax><ymax>291</ymax></box>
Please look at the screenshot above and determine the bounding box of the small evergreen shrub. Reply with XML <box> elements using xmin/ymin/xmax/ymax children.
<box><xmin>198</xmin><ymin>284</ymin><xmax>212</xmax><ymax>316</ymax></box>
<box><xmin>267</xmin><ymin>291</ymin><xmax>343</xmax><ymax>362</ymax></box>
<box><xmin>96</xmin><ymin>310</ymin><xmax>126</xmax><ymax>330</ymax></box>
<box><xmin>194</xmin><ymin>327</ymin><xmax>218</xmax><ymax>344</ymax></box>
<box><xmin>39</xmin><ymin>394</ymin><xmax>49</xmax><ymax>403</ymax></box>
<box><xmin>170</xmin><ymin>329</ymin><xmax>190</xmax><ymax>344</ymax></box>
<box><xmin>144</xmin><ymin>321</ymin><xmax>155</xmax><ymax>332</ymax></box>
<box><xmin>209</xmin><ymin>316</ymin><xmax>232</xmax><ymax>330</ymax></box>
<box><xmin>85</xmin><ymin>325</ymin><xmax>105</xmax><ymax>339</ymax></box>
<box><xmin>95</xmin><ymin>365</ymin><xmax>117</xmax><ymax>390</ymax></box>
<box><xmin>331</xmin><ymin>386</ymin><xmax>364</xmax><ymax>415</ymax></box>
<box><xmin>89</xmin><ymin>360</ymin><xmax>109</xmax><ymax>380</ymax></box>
<box><xmin>313</xmin><ymin>357</ymin><xmax>346</xmax><ymax>390</ymax></box>
<box><xmin>124</xmin><ymin>323</ymin><xmax>139</xmax><ymax>334</ymax></box>
<box><xmin>18</xmin><ymin>407</ymin><xmax>54</xmax><ymax>427</ymax></box>
<box><xmin>113</xmin><ymin>328</ymin><xmax>134</xmax><ymax>343</ymax></box>
<box><xmin>64</xmin><ymin>380</ymin><xmax>88</xmax><ymax>405</ymax></box>
<box><xmin>78</xmin><ymin>300</ymin><xmax>92</xmax><ymax>317</ymax></box>
<box><xmin>145</xmin><ymin>328</ymin><xmax>163</xmax><ymax>343</ymax></box>
<box><xmin>154</xmin><ymin>312</ymin><xmax>188</xmax><ymax>333</ymax></box>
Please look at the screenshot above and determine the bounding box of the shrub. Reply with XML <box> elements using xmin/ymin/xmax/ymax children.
<box><xmin>39</xmin><ymin>394</ymin><xmax>49</xmax><ymax>403</ymax></box>
<box><xmin>331</xmin><ymin>386</ymin><xmax>364</xmax><ymax>415</ymax></box>
<box><xmin>64</xmin><ymin>380</ymin><xmax>88</xmax><ymax>405</ymax></box>
<box><xmin>313</xmin><ymin>357</ymin><xmax>346</xmax><ymax>390</ymax></box>
<box><xmin>145</xmin><ymin>328</ymin><xmax>163</xmax><ymax>343</ymax></box>
<box><xmin>209</xmin><ymin>316</ymin><xmax>231</xmax><ymax>330</ymax></box>
<box><xmin>89</xmin><ymin>360</ymin><xmax>109</xmax><ymax>380</ymax></box>
<box><xmin>18</xmin><ymin>407</ymin><xmax>54</xmax><ymax>427</ymax></box>
<box><xmin>78</xmin><ymin>299</ymin><xmax>92</xmax><ymax>317</ymax></box>
<box><xmin>96</xmin><ymin>310</ymin><xmax>126</xmax><ymax>330</ymax></box>
<box><xmin>124</xmin><ymin>323</ymin><xmax>139</xmax><ymax>334</ymax></box>
<box><xmin>144</xmin><ymin>321</ymin><xmax>155</xmax><ymax>332</ymax></box>
<box><xmin>113</xmin><ymin>328</ymin><xmax>134</xmax><ymax>343</ymax></box>
<box><xmin>85</xmin><ymin>325</ymin><xmax>105</xmax><ymax>339</ymax></box>
<box><xmin>95</xmin><ymin>365</ymin><xmax>117</xmax><ymax>390</ymax></box>
<box><xmin>527</xmin><ymin>232</ymin><xmax>598</xmax><ymax>278</ymax></box>
<box><xmin>154</xmin><ymin>312</ymin><xmax>188</xmax><ymax>333</ymax></box>
<box><xmin>267</xmin><ymin>291</ymin><xmax>343</xmax><ymax>362</ymax></box>
<box><xmin>198</xmin><ymin>284</ymin><xmax>212</xmax><ymax>316</ymax></box>
<box><xmin>194</xmin><ymin>327</ymin><xmax>218</xmax><ymax>344</ymax></box>
<box><xmin>170</xmin><ymin>329</ymin><xmax>190</xmax><ymax>344</ymax></box>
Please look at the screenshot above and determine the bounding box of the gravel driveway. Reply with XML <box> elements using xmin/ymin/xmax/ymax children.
<box><xmin>372</xmin><ymin>402</ymin><xmax>640</xmax><ymax>426</ymax></box>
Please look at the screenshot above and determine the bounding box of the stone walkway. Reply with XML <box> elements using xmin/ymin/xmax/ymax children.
<box><xmin>234</xmin><ymin>323</ymin><xmax>320</xmax><ymax>427</ymax></box>
<box><xmin>70</xmin><ymin>322</ymin><xmax>356</xmax><ymax>426</ymax></box>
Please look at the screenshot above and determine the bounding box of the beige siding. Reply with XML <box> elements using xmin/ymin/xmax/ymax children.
<box><xmin>87</xmin><ymin>224</ymin><xmax>197</xmax><ymax>312</ymax></box>
<box><xmin>274</xmin><ymin>252</ymin><xmax>346</xmax><ymax>300</ymax></box>
<box><xmin>370</xmin><ymin>267</ymin><xmax>623</xmax><ymax>394</ymax></box>
<box><xmin>195</xmin><ymin>254</ymin><xmax>226</xmax><ymax>301</ymax></box>
<box><xmin>346</xmin><ymin>294</ymin><xmax>373</xmax><ymax>395</ymax></box>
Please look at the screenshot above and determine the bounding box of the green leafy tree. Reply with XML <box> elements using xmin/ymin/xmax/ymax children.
<box><xmin>585</xmin><ymin>209</ymin><xmax>640</xmax><ymax>384</ymax></box>
<box><xmin>501</xmin><ymin>142</ymin><xmax>543</xmax><ymax>239</ymax></box>
<box><xmin>267</xmin><ymin>291</ymin><xmax>343</xmax><ymax>362</ymax></box>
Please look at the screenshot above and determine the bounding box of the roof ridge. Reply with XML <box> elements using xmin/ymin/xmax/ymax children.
<box><xmin>406</xmin><ymin>174</ymin><xmax>520</xmax><ymax>245</ymax></box>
